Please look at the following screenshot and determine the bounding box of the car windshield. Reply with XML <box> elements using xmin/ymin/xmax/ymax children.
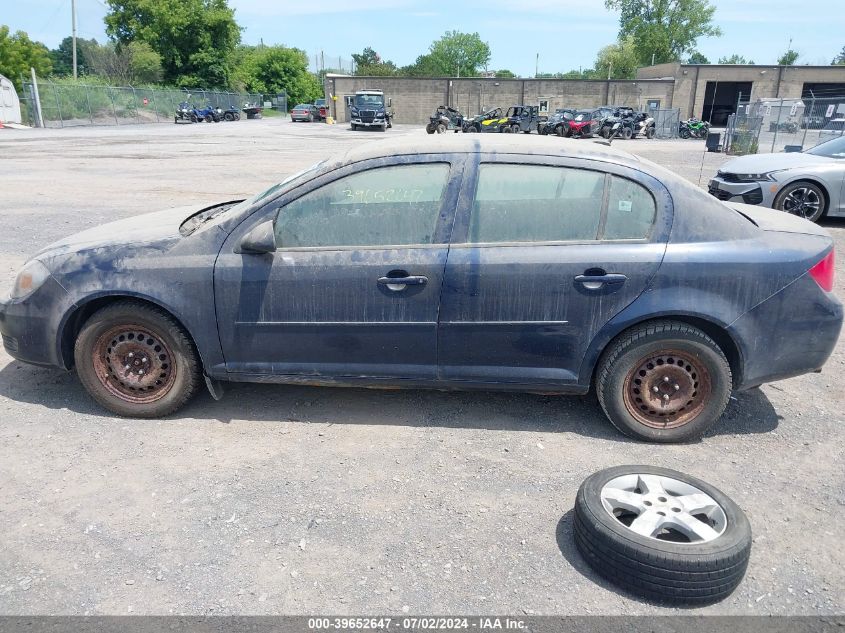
<box><xmin>354</xmin><ymin>95</ymin><xmax>384</xmax><ymax>108</ymax></box>
<box><xmin>806</xmin><ymin>136</ymin><xmax>845</xmax><ymax>158</ymax></box>
<box><xmin>574</xmin><ymin>111</ymin><xmax>592</xmax><ymax>121</ymax></box>
<box><xmin>293</xmin><ymin>104</ymin><xmax>310</xmax><ymax>109</ymax></box>
<box><xmin>183</xmin><ymin>160</ymin><xmax>328</xmax><ymax>234</ymax></box>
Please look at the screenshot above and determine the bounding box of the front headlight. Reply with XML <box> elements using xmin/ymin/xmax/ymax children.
<box><xmin>721</xmin><ymin>170</ymin><xmax>784</xmax><ymax>182</ymax></box>
<box><xmin>9</xmin><ymin>260</ymin><xmax>51</xmax><ymax>301</ymax></box>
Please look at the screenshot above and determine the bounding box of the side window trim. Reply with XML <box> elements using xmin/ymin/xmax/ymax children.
<box><xmin>246</xmin><ymin>157</ymin><xmax>463</xmax><ymax>252</ymax></box>
<box><xmin>450</xmin><ymin>156</ymin><xmax>664</xmax><ymax>246</ymax></box>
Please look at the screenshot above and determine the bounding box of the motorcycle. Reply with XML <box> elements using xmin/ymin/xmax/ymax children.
<box><xmin>426</xmin><ymin>105</ymin><xmax>463</xmax><ymax>134</ymax></box>
<box><xmin>679</xmin><ymin>117</ymin><xmax>710</xmax><ymax>139</ymax></box>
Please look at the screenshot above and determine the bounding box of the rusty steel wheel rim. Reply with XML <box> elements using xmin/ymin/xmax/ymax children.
<box><xmin>622</xmin><ymin>349</ymin><xmax>712</xmax><ymax>429</ymax></box>
<box><xmin>92</xmin><ymin>325</ymin><xmax>177</xmax><ymax>404</ymax></box>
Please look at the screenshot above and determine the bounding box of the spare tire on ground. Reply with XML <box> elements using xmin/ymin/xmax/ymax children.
<box><xmin>573</xmin><ymin>465</ymin><xmax>751</xmax><ymax>605</ymax></box>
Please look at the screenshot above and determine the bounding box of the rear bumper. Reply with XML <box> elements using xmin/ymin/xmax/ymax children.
<box><xmin>0</xmin><ymin>277</ymin><xmax>68</xmax><ymax>368</ymax></box>
<box><xmin>728</xmin><ymin>273</ymin><xmax>843</xmax><ymax>389</ymax></box>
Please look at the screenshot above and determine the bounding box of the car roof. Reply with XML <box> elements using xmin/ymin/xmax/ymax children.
<box><xmin>338</xmin><ymin>134</ymin><xmax>643</xmax><ymax>169</ymax></box>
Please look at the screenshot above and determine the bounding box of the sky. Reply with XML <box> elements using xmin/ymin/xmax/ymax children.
<box><xmin>6</xmin><ymin>0</ymin><xmax>843</xmax><ymax>76</ymax></box>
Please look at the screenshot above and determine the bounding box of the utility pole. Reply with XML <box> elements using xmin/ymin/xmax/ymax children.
<box><xmin>72</xmin><ymin>0</ymin><xmax>78</xmax><ymax>79</ymax></box>
<box><xmin>651</xmin><ymin>52</ymin><xmax>655</xmax><ymax>66</ymax></box>
<box><xmin>535</xmin><ymin>53</ymin><xmax>539</xmax><ymax>78</ymax></box>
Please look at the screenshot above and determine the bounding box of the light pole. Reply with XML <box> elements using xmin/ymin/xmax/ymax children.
<box><xmin>72</xmin><ymin>0</ymin><xmax>78</xmax><ymax>79</ymax></box>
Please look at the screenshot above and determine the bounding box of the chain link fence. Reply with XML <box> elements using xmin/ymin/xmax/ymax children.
<box><xmin>19</xmin><ymin>80</ymin><xmax>266</xmax><ymax>128</ymax></box>
<box><xmin>724</xmin><ymin>96</ymin><xmax>845</xmax><ymax>155</ymax></box>
<box><xmin>653</xmin><ymin>108</ymin><xmax>681</xmax><ymax>139</ymax></box>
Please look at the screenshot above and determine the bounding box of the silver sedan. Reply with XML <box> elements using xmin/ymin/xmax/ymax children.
<box><xmin>708</xmin><ymin>136</ymin><xmax>845</xmax><ymax>222</ymax></box>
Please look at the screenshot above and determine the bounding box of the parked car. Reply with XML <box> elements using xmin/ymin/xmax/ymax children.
<box><xmin>314</xmin><ymin>98</ymin><xmax>328</xmax><ymax>121</ymax></box>
<box><xmin>291</xmin><ymin>104</ymin><xmax>319</xmax><ymax>122</ymax></box>
<box><xmin>707</xmin><ymin>135</ymin><xmax>845</xmax><ymax>222</ymax></box>
<box><xmin>539</xmin><ymin>108</ymin><xmax>576</xmax><ymax>136</ymax></box>
<box><xmin>1</xmin><ymin>136</ymin><xmax>840</xmax><ymax>443</ymax></box>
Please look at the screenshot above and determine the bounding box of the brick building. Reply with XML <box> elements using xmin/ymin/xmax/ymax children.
<box><xmin>323</xmin><ymin>63</ymin><xmax>845</xmax><ymax>126</ymax></box>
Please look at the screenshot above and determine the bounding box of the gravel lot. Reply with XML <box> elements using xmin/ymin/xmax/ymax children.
<box><xmin>0</xmin><ymin>119</ymin><xmax>843</xmax><ymax>616</ymax></box>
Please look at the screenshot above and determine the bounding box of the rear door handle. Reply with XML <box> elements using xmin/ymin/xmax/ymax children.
<box><xmin>574</xmin><ymin>273</ymin><xmax>628</xmax><ymax>287</ymax></box>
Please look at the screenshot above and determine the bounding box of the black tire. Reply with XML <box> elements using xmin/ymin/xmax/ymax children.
<box><xmin>511</xmin><ymin>124</ymin><xmax>521</xmax><ymax>134</ymax></box>
<box><xmin>679</xmin><ymin>128</ymin><xmax>690</xmax><ymax>139</ymax></box>
<box><xmin>556</xmin><ymin>124</ymin><xmax>565</xmax><ymax>137</ymax></box>
<box><xmin>351</xmin><ymin>124</ymin><xmax>357</xmax><ymax>131</ymax></box>
<box><xmin>621</xmin><ymin>126</ymin><xmax>633</xmax><ymax>140</ymax></box>
<box><xmin>595</xmin><ymin>320</ymin><xmax>732</xmax><ymax>443</ymax></box>
<box><xmin>436</xmin><ymin>123</ymin><xmax>446</xmax><ymax>134</ymax></box>
<box><xmin>466</xmin><ymin>125</ymin><xmax>478</xmax><ymax>133</ymax></box>
<box><xmin>204</xmin><ymin>114</ymin><xmax>213</xmax><ymax>123</ymax></box>
<box><xmin>773</xmin><ymin>181</ymin><xmax>827</xmax><ymax>223</ymax></box>
<box><xmin>425</xmin><ymin>123</ymin><xmax>435</xmax><ymax>134</ymax></box>
<box><xmin>574</xmin><ymin>465</ymin><xmax>751</xmax><ymax>605</ymax></box>
<box><xmin>74</xmin><ymin>301</ymin><xmax>202</xmax><ymax>418</ymax></box>
<box><xmin>646</xmin><ymin>125</ymin><xmax>655</xmax><ymax>139</ymax></box>
<box><xmin>224</xmin><ymin>112</ymin><xmax>234</xmax><ymax>121</ymax></box>
<box><xmin>190</xmin><ymin>114</ymin><xmax>198</xmax><ymax>123</ymax></box>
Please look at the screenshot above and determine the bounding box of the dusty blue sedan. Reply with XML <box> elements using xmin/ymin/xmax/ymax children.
<box><xmin>1</xmin><ymin>136</ymin><xmax>841</xmax><ymax>442</ymax></box>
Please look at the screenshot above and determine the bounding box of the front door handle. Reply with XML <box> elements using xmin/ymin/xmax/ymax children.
<box><xmin>574</xmin><ymin>273</ymin><xmax>628</xmax><ymax>289</ymax></box>
<box><xmin>377</xmin><ymin>275</ymin><xmax>428</xmax><ymax>290</ymax></box>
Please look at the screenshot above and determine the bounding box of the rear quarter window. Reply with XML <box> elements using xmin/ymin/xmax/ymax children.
<box><xmin>604</xmin><ymin>176</ymin><xmax>657</xmax><ymax>239</ymax></box>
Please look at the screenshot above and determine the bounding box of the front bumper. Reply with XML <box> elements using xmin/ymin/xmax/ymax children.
<box><xmin>351</xmin><ymin>117</ymin><xmax>386</xmax><ymax>127</ymax></box>
<box><xmin>0</xmin><ymin>276</ymin><xmax>69</xmax><ymax>368</ymax></box>
<box><xmin>707</xmin><ymin>176</ymin><xmax>772</xmax><ymax>206</ymax></box>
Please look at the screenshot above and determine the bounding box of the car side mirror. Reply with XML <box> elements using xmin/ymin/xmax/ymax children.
<box><xmin>236</xmin><ymin>220</ymin><xmax>276</xmax><ymax>254</ymax></box>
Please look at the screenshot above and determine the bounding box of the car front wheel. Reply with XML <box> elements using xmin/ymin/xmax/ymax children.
<box><xmin>596</xmin><ymin>321</ymin><xmax>732</xmax><ymax>443</ymax></box>
<box><xmin>773</xmin><ymin>181</ymin><xmax>827</xmax><ymax>223</ymax></box>
<box><xmin>74</xmin><ymin>301</ymin><xmax>202</xmax><ymax>418</ymax></box>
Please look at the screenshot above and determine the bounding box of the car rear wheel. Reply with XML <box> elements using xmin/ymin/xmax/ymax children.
<box><xmin>511</xmin><ymin>124</ymin><xmax>521</xmax><ymax>134</ymax></box>
<box><xmin>466</xmin><ymin>125</ymin><xmax>478</xmax><ymax>133</ymax></box>
<box><xmin>645</xmin><ymin>125</ymin><xmax>655</xmax><ymax>139</ymax></box>
<box><xmin>74</xmin><ymin>301</ymin><xmax>202</xmax><ymax>418</ymax></box>
<box><xmin>574</xmin><ymin>465</ymin><xmax>751</xmax><ymax>604</ymax></box>
<box><xmin>621</xmin><ymin>126</ymin><xmax>633</xmax><ymax>140</ymax></box>
<box><xmin>596</xmin><ymin>321</ymin><xmax>732</xmax><ymax>443</ymax></box>
<box><xmin>773</xmin><ymin>181</ymin><xmax>827</xmax><ymax>223</ymax></box>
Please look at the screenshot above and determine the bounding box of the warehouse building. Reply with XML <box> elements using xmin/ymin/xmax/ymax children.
<box><xmin>324</xmin><ymin>63</ymin><xmax>845</xmax><ymax>126</ymax></box>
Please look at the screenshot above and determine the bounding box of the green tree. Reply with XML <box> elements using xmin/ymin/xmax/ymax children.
<box><xmin>0</xmin><ymin>26</ymin><xmax>52</xmax><ymax>90</ymax></box>
<box><xmin>50</xmin><ymin>36</ymin><xmax>99</xmax><ymax>76</ymax></box>
<box><xmin>351</xmin><ymin>47</ymin><xmax>397</xmax><ymax>75</ymax></box>
<box><xmin>593</xmin><ymin>36</ymin><xmax>639</xmax><ymax>79</ymax></box>
<box><xmin>605</xmin><ymin>0</ymin><xmax>721</xmax><ymax>66</ymax></box>
<box><xmin>777</xmin><ymin>49</ymin><xmax>799</xmax><ymax>65</ymax></box>
<box><xmin>717</xmin><ymin>54</ymin><xmax>753</xmax><ymax>64</ymax></box>
<box><xmin>833</xmin><ymin>46</ymin><xmax>845</xmax><ymax>65</ymax></box>
<box><xmin>85</xmin><ymin>40</ymin><xmax>162</xmax><ymax>84</ymax></box>
<box><xmin>401</xmin><ymin>53</ymin><xmax>442</xmax><ymax>76</ymax></box>
<box><xmin>104</xmin><ymin>0</ymin><xmax>240</xmax><ymax>87</ymax></box>
<box><xmin>232</xmin><ymin>45</ymin><xmax>321</xmax><ymax>106</ymax></box>
<box><xmin>494</xmin><ymin>69</ymin><xmax>516</xmax><ymax>78</ymax></box>
<box><xmin>426</xmin><ymin>31</ymin><xmax>491</xmax><ymax>77</ymax></box>
<box><xmin>687</xmin><ymin>51</ymin><xmax>709</xmax><ymax>64</ymax></box>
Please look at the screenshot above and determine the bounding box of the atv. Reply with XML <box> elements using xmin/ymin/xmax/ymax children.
<box><xmin>426</xmin><ymin>105</ymin><xmax>464</xmax><ymax>134</ymax></box>
<box><xmin>220</xmin><ymin>105</ymin><xmax>241</xmax><ymax>121</ymax></box>
<box><xmin>193</xmin><ymin>103</ymin><xmax>221</xmax><ymax>123</ymax></box>
<box><xmin>569</xmin><ymin>110</ymin><xmax>602</xmax><ymax>138</ymax></box>
<box><xmin>174</xmin><ymin>101</ymin><xmax>198</xmax><ymax>124</ymax></box>
<box><xmin>500</xmin><ymin>105</ymin><xmax>544</xmax><ymax>134</ymax></box>
<box><xmin>462</xmin><ymin>107</ymin><xmax>504</xmax><ymax>133</ymax></box>
<box><xmin>679</xmin><ymin>117</ymin><xmax>710</xmax><ymax>139</ymax></box>
<box><xmin>539</xmin><ymin>108</ymin><xmax>576</xmax><ymax>136</ymax></box>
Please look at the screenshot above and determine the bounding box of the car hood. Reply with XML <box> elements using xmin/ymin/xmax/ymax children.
<box><xmin>720</xmin><ymin>152</ymin><xmax>835</xmax><ymax>174</ymax></box>
<box><xmin>34</xmin><ymin>204</ymin><xmax>213</xmax><ymax>259</ymax></box>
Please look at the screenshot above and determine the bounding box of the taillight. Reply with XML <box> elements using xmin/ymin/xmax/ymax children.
<box><xmin>808</xmin><ymin>249</ymin><xmax>834</xmax><ymax>292</ymax></box>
